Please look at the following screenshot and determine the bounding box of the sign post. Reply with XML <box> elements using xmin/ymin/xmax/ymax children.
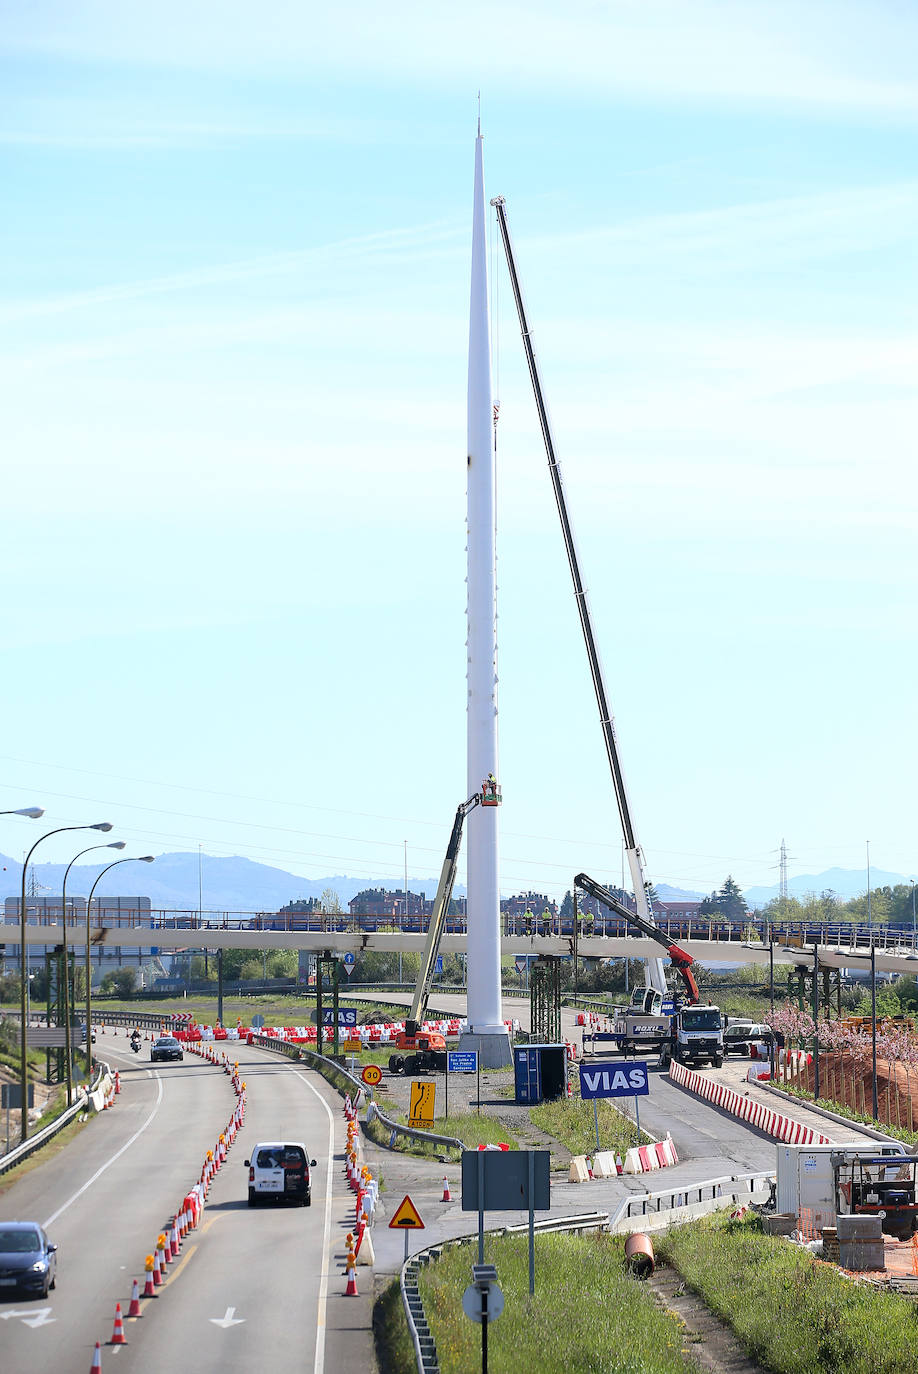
<box><xmin>461</xmin><ymin>1149</ymin><xmax>550</xmax><ymax>1283</ymax></box>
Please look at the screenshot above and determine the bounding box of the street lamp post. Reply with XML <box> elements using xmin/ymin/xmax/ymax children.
<box><xmin>61</xmin><ymin>841</ymin><xmax>125</xmax><ymax>1105</ymax></box>
<box><xmin>85</xmin><ymin>857</ymin><xmax>155</xmax><ymax>1081</ymax></box>
<box><xmin>1</xmin><ymin>807</ymin><xmax>44</xmax><ymax>819</ymax></box>
<box><xmin>18</xmin><ymin>821</ymin><xmax>112</xmax><ymax>1144</ymax></box>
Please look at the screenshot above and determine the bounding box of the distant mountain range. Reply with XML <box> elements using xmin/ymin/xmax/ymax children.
<box><xmin>0</xmin><ymin>851</ymin><xmax>908</xmax><ymax>915</ymax></box>
<box><xmin>0</xmin><ymin>851</ymin><xmax>453</xmax><ymax>914</ymax></box>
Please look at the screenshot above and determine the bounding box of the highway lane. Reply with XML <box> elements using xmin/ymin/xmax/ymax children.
<box><xmin>0</xmin><ymin>1030</ymin><xmax>243</xmax><ymax>1372</ymax></box>
<box><xmin>94</xmin><ymin>1039</ymin><xmax>370</xmax><ymax>1374</ymax></box>
<box><xmin>2</xmin><ymin>1035</ymin><xmax>368</xmax><ymax>1374</ymax></box>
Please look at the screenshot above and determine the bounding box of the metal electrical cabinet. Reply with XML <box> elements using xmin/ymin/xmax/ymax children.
<box><xmin>776</xmin><ymin>1143</ymin><xmax>908</xmax><ymax>1232</ymax></box>
<box><xmin>513</xmin><ymin>1044</ymin><xmax>568</xmax><ymax>1105</ymax></box>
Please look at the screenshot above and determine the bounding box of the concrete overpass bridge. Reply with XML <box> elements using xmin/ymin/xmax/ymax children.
<box><xmin>9</xmin><ymin>916</ymin><xmax>918</xmax><ymax>981</ymax></box>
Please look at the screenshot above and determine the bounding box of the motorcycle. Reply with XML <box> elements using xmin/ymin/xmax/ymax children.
<box><xmin>130</xmin><ymin>1035</ymin><xmax>142</xmax><ymax>1054</ymax></box>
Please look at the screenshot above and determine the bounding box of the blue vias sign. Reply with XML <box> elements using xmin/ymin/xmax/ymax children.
<box><xmin>579</xmin><ymin>1061</ymin><xmax>649</xmax><ymax>1099</ymax></box>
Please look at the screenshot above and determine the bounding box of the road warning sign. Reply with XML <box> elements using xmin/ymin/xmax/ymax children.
<box><xmin>388</xmin><ymin>1195</ymin><xmax>425</xmax><ymax>1230</ymax></box>
<box><xmin>361</xmin><ymin>1064</ymin><xmax>382</xmax><ymax>1086</ymax></box>
<box><xmin>408</xmin><ymin>1080</ymin><xmax>436</xmax><ymax>1129</ymax></box>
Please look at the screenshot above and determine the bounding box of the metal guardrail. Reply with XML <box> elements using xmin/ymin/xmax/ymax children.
<box><xmin>364</xmin><ymin>1098</ymin><xmax>463</xmax><ymax>1154</ymax></box>
<box><xmin>0</xmin><ymin>1063</ymin><xmax>106</xmax><ymax>1178</ymax></box>
<box><xmin>608</xmin><ymin>1169</ymin><xmax>775</xmax><ymax>1231</ymax></box>
<box><xmin>248</xmin><ymin>1032</ymin><xmax>465</xmax><ymax>1154</ymax></box>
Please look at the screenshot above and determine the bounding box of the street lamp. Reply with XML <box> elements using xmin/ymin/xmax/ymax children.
<box><xmin>1</xmin><ymin>807</ymin><xmax>44</xmax><ymax>819</ymax></box>
<box><xmin>61</xmin><ymin>841</ymin><xmax>125</xmax><ymax>1105</ymax></box>
<box><xmin>85</xmin><ymin>856</ymin><xmax>155</xmax><ymax>1080</ymax></box>
<box><xmin>18</xmin><ymin>821</ymin><xmax>113</xmax><ymax>1144</ymax></box>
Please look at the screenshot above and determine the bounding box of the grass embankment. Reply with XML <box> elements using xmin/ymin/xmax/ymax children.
<box><xmin>532</xmin><ymin>1088</ymin><xmax>645</xmax><ymax>1157</ymax></box>
<box><xmin>365</xmin><ymin>1103</ymin><xmax>518</xmax><ymax>1158</ymax></box>
<box><xmin>657</xmin><ymin>1211</ymin><xmax>918</xmax><ymax>1374</ymax></box>
<box><xmin>90</xmin><ymin>995</ymin><xmax>402</xmax><ymax>1026</ymax></box>
<box><xmin>377</xmin><ymin>1231</ymin><xmax>689</xmax><ymax>1374</ymax></box>
<box><xmin>776</xmin><ymin>1081</ymin><xmax>918</xmax><ymax>1149</ymax></box>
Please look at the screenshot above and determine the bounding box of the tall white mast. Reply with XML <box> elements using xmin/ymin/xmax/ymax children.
<box><xmin>462</xmin><ymin>125</ymin><xmax>510</xmax><ymax>1066</ymax></box>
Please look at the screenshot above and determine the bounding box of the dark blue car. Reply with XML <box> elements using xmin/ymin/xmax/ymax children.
<box><xmin>0</xmin><ymin>1223</ymin><xmax>57</xmax><ymax>1298</ymax></box>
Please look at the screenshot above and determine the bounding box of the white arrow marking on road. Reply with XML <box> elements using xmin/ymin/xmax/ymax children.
<box><xmin>0</xmin><ymin>1309</ymin><xmax>33</xmax><ymax>1320</ymax></box>
<box><xmin>210</xmin><ymin>1307</ymin><xmax>245</xmax><ymax>1328</ymax></box>
<box><xmin>19</xmin><ymin>1302</ymin><xmax>54</xmax><ymax>1324</ymax></box>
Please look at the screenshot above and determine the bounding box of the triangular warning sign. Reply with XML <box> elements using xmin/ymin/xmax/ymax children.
<box><xmin>388</xmin><ymin>1194</ymin><xmax>425</xmax><ymax>1230</ymax></box>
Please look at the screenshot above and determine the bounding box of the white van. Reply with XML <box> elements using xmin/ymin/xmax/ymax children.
<box><xmin>245</xmin><ymin>1141</ymin><xmax>317</xmax><ymax>1207</ymax></box>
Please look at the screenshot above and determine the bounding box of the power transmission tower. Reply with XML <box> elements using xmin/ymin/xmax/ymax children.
<box><xmin>779</xmin><ymin>839</ymin><xmax>788</xmax><ymax>902</ymax></box>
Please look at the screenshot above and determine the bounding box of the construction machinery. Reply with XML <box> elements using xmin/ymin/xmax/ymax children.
<box><xmin>575</xmin><ymin>873</ymin><xmax>724</xmax><ymax>1066</ymax></box>
<box><xmin>388</xmin><ymin>785</ymin><xmax>493</xmax><ymax>1075</ymax></box>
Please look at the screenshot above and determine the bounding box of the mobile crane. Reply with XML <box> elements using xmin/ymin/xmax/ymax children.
<box><xmin>388</xmin><ymin>783</ymin><xmax>497</xmax><ymax>1075</ymax></box>
<box><xmin>575</xmin><ymin>873</ymin><xmax>724</xmax><ymax>1067</ymax></box>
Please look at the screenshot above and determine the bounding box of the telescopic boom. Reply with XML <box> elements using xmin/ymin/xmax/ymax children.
<box><xmin>575</xmin><ymin>872</ymin><xmax>700</xmax><ymax>1004</ymax></box>
<box><xmin>492</xmin><ymin>192</ymin><xmax>666</xmax><ymax>995</ymax></box>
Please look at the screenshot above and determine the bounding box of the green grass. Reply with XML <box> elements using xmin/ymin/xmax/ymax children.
<box><xmin>365</xmin><ymin>1105</ymin><xmax>518</xmax><ymax>1159</ymax></box>
<box><xmin>88</xmin><ymin>994</ymin><xmax>404</xmax><ymax>1026</ymax></box>
<box><xmin>531</xmin><ymin>1090</ymin><xmax>645</xmax><ymax>1158</ymax></box>
<box><xmin>657</xmin><ymin>1210</ymin><xmax>918</xmax><ymax>1374</ymax></box>
<box><xmin>406</xmin><ymin>1231</ymin><xmax>689</xmax><ymax>1374</ymax></box>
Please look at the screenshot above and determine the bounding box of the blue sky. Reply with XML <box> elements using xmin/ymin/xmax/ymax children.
<box><xmin>1</xmin><ymin>2</ymin><xmax>916</xmax><ymax>905</ymax></box>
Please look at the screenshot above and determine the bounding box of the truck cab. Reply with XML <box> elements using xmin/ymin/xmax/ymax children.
<box><xmin>673</xmin><ymin>1004</ymin><xmax>724</xmax><ymax>1067</ymax></box>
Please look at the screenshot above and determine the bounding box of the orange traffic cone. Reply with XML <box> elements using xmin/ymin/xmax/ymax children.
<box><xmin>143</xmin><ymin>1256</ymin><xmax>156</xmax><ymax>1298</ymax></box>
<box><xmin>109</xmin><ymin>1303</ymin><xmax>126</xmax><ymax>1345</ymax></box>
<box><xmin>441</xmin><ymin>1176</ymin><xmax>451</xmax><ymax>1202</ymax></box>
<box><xmin>90</xmin><ymin>1340</ymin><xmax>102</xmax><ymax>1372</ymax></box>
<box><xmin>152</xmin><ymin>1251</ymin><xmax>162</xmax><ymax>1287</ymax></box>
<box><xmin>127</xmin><ymin>1279</ymin><xmax>141</xmax><ymax>1318</ymax></box>
<box><xmin>345</xmin><ymin>1257</ymin><xmax>358</xmax><ymax>1297</ymax></box>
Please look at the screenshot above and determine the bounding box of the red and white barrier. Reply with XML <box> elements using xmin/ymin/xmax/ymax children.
<box><xmin>668</xmin><ymin>1059</ymin><xmax>830</xmax><ymax>1145</ymax></box>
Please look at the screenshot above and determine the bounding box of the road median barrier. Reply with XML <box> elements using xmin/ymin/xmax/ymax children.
<box><xmin>668</xmin><ymin>1059</ymin><xmax>830</xmax><ymax>1145</ymax></box>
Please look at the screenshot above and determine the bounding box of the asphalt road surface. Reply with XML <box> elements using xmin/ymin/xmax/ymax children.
<box><xmin>0</xmin><ymin>1031</ymin><xmax>368</xmax><ymax>1374</ymax></box>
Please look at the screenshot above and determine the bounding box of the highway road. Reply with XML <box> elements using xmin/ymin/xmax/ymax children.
<box><xmin>2</xmin><ymin>996</ymin><xmax>885</xmax><ymax>1372</ymax></box>
<box><xmin>0</xmin><ymin>1031</ymin><xmax>370</xmax><ymax>1374</ymax></box>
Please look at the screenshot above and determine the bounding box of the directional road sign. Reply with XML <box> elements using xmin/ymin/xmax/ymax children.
<box><xmin>448</xmin><ymin>1050</ymin><xmax>477</xmax><ymax>1073</ymax></box>
<box><xmin>408</xmin><ymin>1080</ymin><xmax>436</xmax><ymax>1128</ymax></box>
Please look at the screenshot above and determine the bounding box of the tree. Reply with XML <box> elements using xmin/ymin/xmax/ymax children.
<box><xmin>99</xmin><ymin>968</ymin><xmax>136</xmax><ymax>999</ymax></box>
<box><xmin>717</xmin><ymin>875</ymin><xmax>747</xmax><ymax>921</ymax></box>
<box><xmin>320</xmin><ymin>888</ymin><xmax>342</xmax><ymax>914</ymax></box>
<box><xmin>560</xmin><ymin>890</ymin><xmax>574</xmax><ymax>922</ymax></box>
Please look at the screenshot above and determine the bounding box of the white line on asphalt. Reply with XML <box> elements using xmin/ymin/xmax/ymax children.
<box><xmin>43</xmin><ymin>1071</ymin><xmax>164</xmax><ymax>1229</ymax></box>
<box><xmin>292</xmin><ymin>1069</ymin><xmax>336</xmax><ymax>1374</ymax></box>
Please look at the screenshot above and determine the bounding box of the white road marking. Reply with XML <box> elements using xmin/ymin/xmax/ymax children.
<box><xmin>291</xmin><ymin>1069</ymin><xmax>336</xmax><ymax>1374</ymax></box>
<box><xmin>0</xmin><ymin>1308</ymin><xmax>55</xmax><ymax>1327</ymax></box>
<box><xmin>43</xmin><ymin>1071</ymin><xmax>164</xmax><ymax>1228</ymax></box>
<box><xmin>210</xmin><ymin>1307</ymin><xmax>245</xmax><ymax>1328</ymax></box>
<box><xmin>21</xmin><ymin>1308</ymin><xmax>55</xmax><ymax>1328</ymax></box>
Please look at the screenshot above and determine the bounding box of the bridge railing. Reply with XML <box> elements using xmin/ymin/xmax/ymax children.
<box><xmin>5</xmin><ymin>907</ymin><xmax>916</xmax><ymax>952</ymax></box>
